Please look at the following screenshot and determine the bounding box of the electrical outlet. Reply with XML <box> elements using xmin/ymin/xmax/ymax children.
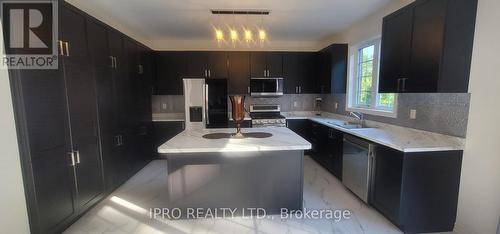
<box><xmin>162</xmin><ymin>103</ymin><xmax>167</xmax><ymax>110</ymax></box>
<box><xmin>334</xmin><ymin>102</ymin><xmax>339</xmax><ymax>110</ymax></box>
<box><xmin>293</xmin><ymin>101</ymin><xmax>298</xmax><ymax>108</ymax></box>
<box><xmin>410</xmin><ymin>109</ymin><xmax>417</xmax><ymax>119</ymax></box>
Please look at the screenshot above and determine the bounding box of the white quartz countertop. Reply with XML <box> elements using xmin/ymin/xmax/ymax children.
<box><xmin>283</xmin><ymin>112</ymin><xmax>465</xmax><ymax>153</ymax></box>
<box><xmin>158</xmin><ymin>127</ymin><xmax>312</xmax><ymax>154</ymax></box>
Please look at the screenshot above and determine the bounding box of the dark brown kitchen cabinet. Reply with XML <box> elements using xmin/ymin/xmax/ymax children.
<box><xmin>155</xmin><ymin>52</ymin><xmax>187</xmax><ymax>95</ymax></box>
<box><xmin>250</xmin><ymin>52</ymin><xmax>283</xmax><ymax>78</ymax></box>
<box><xmin>297</xmin><ymin>52</ymin><xmax>317</xmax><ymax>93</ymax></box>
<box><xmin>228</xmin><ymin>51</ymin><xmax>251</xmax><ymax>94</ymax></box>
<box><xmin>282</xmin><ymin>52</ymin><xmax>317</xmax><ymax>94</ymax></box>
<box><xmin>282</xmin><ymin>52</ymin><xmax>300</xmax><ymax>94</ymax></box>
<box><xmin>153</xmin><ymin>121</ymin><xmax>185</xmax><ymax>157</ymax></box>
<box><xmin>9</xmin><ymin>3</ymin><xmax>154</xmax><ymax>234</ymax></box>
<box><xmin>208</xmin><ymin>52</ymin><xmax>228</xmax><ymax>78</ymax></box>
<box><xmin>379</xmin><ymin>4</ymin><xmax>413</xmax><ymax>93</ymax></box>
<box><xmin>185</xmin><ymin>51</ymin><xmax>228</xmax><ymax>79</ymax></box>
<box><xmin>379</xmin><ymin>0</ymin><xmax>477</xmax><ymax>93</ymax></box>
<box><xmin>317</xmin><ymin>44</ymin><xmax>348</xmax><ymax>94</ymax></box>
<box><xmin>371</xmin><ymin>145</ymin><xmax>463</xmax><ymax>233</ymax></box>
<box><xmin>60</xmin><ymin>5</ymin><xmax>104</xmax><ymax>210</ymax></box>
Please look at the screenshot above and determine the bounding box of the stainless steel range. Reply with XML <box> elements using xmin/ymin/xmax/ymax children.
<box><xmin>249</xmin><ymin>104</ymin><xmax>287</xmax><ymax>128</ymax></box>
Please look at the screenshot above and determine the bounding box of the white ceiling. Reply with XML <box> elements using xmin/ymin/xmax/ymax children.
<box><xmin>67</xmin><ymin>0</ymin><xmax>391</xmax><ymax>50</ymax></box>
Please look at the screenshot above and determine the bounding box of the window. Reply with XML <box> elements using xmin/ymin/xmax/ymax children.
<box><xmin>347</xmin><ymin>38</ymin><xmax>397</xmax><ymax>118</ymax></box>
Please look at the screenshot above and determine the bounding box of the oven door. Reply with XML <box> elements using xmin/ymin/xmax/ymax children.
<box><xmin>250</xmin><ymin>78</ymin><xmax>283</xmax><ymax>97</ymax></box>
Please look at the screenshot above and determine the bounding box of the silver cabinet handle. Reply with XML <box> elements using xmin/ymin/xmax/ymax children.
<box><xmin>205</xmin><ymin>84</ymin><xmax>210</xmax><ymax>125</ymax></box>
<box><xmin>299</xmin><ymin>86</ymin><xmax>302</xmax><ymax>94</ymax></box>
<box><xmin>64</xmin><ymin>42</ymin><xmax>70</xmax><ymax>57</ymax></box>
<box><xmin>115</xmin><ymin>135</ymin><xmax>121</xmax><ymax>146</ymax></box>
<box><xmin>205</xmin><ymin>70</ymin><xmax>208</xmax><ymax>77</ymax></box>
<box><xmin>114</xmin><ymin>57</ymin><xmax>117</xmax><ymax>68</ymax></box>
<box><xmin>264</xmin><ymin>70</ymin><xmax>266</xmax><ymax>77</ymax></box>
<box><xmin>208</xmin><ymin>69</ymin><xmax>211</xmax><ymax>78</ymax></box>
<box><xmin>69</xmin><ymin>151</ymin><xmax>76</xmax><ymax>166</ymax></box>
<box><xmin>248</xmin><ymin>86</ymin><xmax>250</xmax><ymax>94</ymax></box>
<box><xmin>295</xmin><ymin>86</ymin><xmax>298</xmax><ymax>94</ymax></box>
<box><xmin>138</xmin><ymin>65</ymin><xmax>143</xmax><ymax>74</ymax></box>
<box><xmin>75</xmin><ymin>150</ymin><xmax>80</xmax><ymax>164</ymax></box>
<box><xmin>401</xmin><ymin>78</ymin><xmax>407</xmax><ymax>92</ymax></box>
<box><xmin>58</xmin><ymin>40</ymin><xmax>64</xmax><ymax>56</ymax></box>
<box><xmin>110</xmin><ymin>56</ymin><xmax>114</xmax><ymax>68</ymax></box>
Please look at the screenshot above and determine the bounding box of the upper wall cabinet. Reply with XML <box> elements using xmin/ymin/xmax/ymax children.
<box><xmin>317</xmin><ymin>44</ymin><xmax>348</xmax><ymax>94</ymax></box>
<box><xmin>379</xmin><ymin>0</ymin><xmax>478</xmax><ymax>93</ymax></box>
<box><xmin>155</xmin><ymin>52</ymin><xmax>187</xmax><ymax>95</ymax></box>
<box><xmin>250</xmin><ymin>52</ymin><xmax>283</xmax><ymax>78</ymax></box>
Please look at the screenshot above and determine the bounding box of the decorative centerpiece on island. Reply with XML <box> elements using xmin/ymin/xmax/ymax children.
<box><xmin>229</xmin><ymin>95</ymin><xmax>246</xmax><ymax>138</ymax></box>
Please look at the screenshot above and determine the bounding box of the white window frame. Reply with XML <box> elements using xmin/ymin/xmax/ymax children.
<box><xmin>346</xmin><ymin>37</ymin><xmax>398</xmax><ymax>118</ymax></box>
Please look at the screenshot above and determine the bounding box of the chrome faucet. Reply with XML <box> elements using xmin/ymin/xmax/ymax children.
<box><xmin>349</xmin><ymin>112</ymin><xmax>365</xmax><ymax>126</ymax></box>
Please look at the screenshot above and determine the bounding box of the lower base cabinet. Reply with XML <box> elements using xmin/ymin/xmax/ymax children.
<box><xmin>370</xmin><ymin>145</ymin><xmax>463</xmax><ymax>233</ymax></box>
<box><xmin>153</xmin><ymin>121</ymin><xmax>185</xmax><ymax>157</ymax></box>
<box><xmin>287</xmin><ymin>119</ymin><xmax>343</xmax><ymax>179</ymax></box>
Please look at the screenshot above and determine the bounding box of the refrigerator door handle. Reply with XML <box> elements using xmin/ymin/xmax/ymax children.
<box><xmin>205</xmin><ymin>84</ymin><xmax>210</xmax><ymax>125</ymax></box>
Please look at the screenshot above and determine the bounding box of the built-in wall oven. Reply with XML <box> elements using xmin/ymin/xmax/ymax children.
<box><xmin>250</xmin><ymin>78</ymin><xmax>284</xmax><ymax>97</ymax></box>
<box><xmin>342</xmin><ymin>135</ymin><xmax>376</xmax><ymax>203</ymax></box>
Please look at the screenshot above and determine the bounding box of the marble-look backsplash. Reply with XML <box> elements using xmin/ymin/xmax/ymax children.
<box><xmin>322</xmin><ymin>93</ymin><xmax>470</xmax><ymax>138</ymax></box>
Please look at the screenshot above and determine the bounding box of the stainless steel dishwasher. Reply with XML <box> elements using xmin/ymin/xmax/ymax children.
<box><xmin>342</xmin><ymin>135</ymin><xmax>376</xmax><ymax>203</ymax></box>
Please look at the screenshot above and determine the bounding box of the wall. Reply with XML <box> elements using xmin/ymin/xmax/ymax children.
<box><xmin>454</xmin><ymin>0</ymin><xmax>500</xmax><ymax>233</ymax></box>
<box><xmin>0</xmin><ymin>21</ymin><xmax>31</xmax><ymax>233</ymax></box>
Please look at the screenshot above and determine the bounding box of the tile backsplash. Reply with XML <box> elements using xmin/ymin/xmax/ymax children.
<box><xmin>152</xmin><ymin>93</ymin><xmax>471</xmax><ymax>138</ymax></box>
<box><xmin>322</xmin><ymin>93</ymin><xmax>471</xmax><ymax>138</ymax></box>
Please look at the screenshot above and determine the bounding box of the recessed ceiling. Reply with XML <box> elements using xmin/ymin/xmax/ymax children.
<box><xmin>66</xmin><ymin>0</ymin><xmax>391</xmax><ymax>50</ymax></box>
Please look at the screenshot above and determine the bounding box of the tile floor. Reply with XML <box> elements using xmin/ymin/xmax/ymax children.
<box><xmin>64</xmin><ymin>156</ymin><xmax>402</xmax><ymax>234</ymax></box>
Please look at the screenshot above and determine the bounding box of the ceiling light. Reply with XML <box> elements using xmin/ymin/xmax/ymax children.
<box><xmin>244</xmin><ymin>29</ymin><xmax>253</xmax><ymax>43</ymax></box>
<box><xmin>230</xmin><ymin>29</ymin><xmax>239</xmax><ymax>42</ymax></box>
<box><xmin>259</xmin><ymin>29</ymin><xmax>267</xmax><ymax>42</ymax></box>
<box><xmin>215</xmin><ymin>29</ymin><xmax>224</xmax><ymax>42</ymax></box>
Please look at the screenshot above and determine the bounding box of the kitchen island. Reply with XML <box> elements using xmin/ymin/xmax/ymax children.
<box><xmin>158</xmin><ymin>127</ymin><xmax>312</xmax><ymax>217</ymax></box>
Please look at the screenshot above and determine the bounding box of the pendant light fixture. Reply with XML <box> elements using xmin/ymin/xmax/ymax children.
<box><xmin>211</xmin><ymin>9</ymin><xmax>270</xmax><ymax>47</ymax></box>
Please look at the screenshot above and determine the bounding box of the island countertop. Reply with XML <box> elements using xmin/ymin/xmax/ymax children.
<box><xmin>158</xmin><ymin>127</ymin><xmax>312</xmax><ymax>154</ymax></box>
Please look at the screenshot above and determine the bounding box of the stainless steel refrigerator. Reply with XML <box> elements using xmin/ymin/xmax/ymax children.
<box><xmin>183</xmin><ymin>78</ymin><xmax>228</xmax><ymax>129</ymax></box>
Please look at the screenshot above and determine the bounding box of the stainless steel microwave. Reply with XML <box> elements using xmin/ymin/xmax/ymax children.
<box><xmin>250</xmin><ymin>78</ymin><xmax>284</xmax><ymax>97</ymax></box>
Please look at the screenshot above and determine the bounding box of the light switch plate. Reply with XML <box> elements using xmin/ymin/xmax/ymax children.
<box><xmin>334</xmin><ymin>102</ymin><xmax>338</xmax><ymax>110</ymax></box>
<box><xmin>410</xmin><ymin>109</ymin><xmax>417</xmax><ymax>119</ymax></box>
<box><xmin>162</xmin><ymin>103</ymin><xmax>167</xmax><ymax>110</ymax></box>
<box><xmin>293</xmin><ymin>101</ymin><xmax>298</xmax><ymax>108</ymax></box>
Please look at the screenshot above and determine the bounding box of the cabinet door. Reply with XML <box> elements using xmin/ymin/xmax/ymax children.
<box><xmin>186</xmin><ymin>51</ymin><xmax>209</xmax><ymax>78</ymax></box>
<box><xmin>60</xmin><ymin>6</ymin><xmax>104</xmax><ymax>208</ymax></box>
<box><xmin>208</xmin><ymin>52</ymin><xmax>228</xmax><ymax>79</ymax></box>
<box><xmin>407</xmin><ymin>0</ymin><xmax>447</xmax><ymax>93</ymax></box>
<box><xmin>156</xmin><ymin>52</ymin><xmax>186</xmax><ymax>95</ymax></box>
<box><xmin>317</xmin><ymin>49</ymin><xmax>331</xmax><ymax>94</ymax></box>
<box><xmin>371</xmin><ymin>145</ymin><xmax>404</xmax><ymax>224</ymax></box>
<box><xmin>379</xmin><ymin>5</ymin><xmax>414</xmax><ymax>93</ymax></box>
<box><xmin>267</xmin><ymin>52</ymin><xmax>283</xmax><ymax>77</ymax></box>
<box><xmin>327</xmin><ymin>128</ymin><xmax>343</xmax><ymax>179</ymax></box>
<box><xmin>14</xmin><ymin>67</ymin><xmax>77</xmax><ymax>233</ymax></box>
<box><xmin>297</xmin><ymin>52</ymin><xmax>317</xmax><ymax>93</ymax></box>
<box><xmin>228</xmin><ymin>52</ymin><xmax>250</xmax><ymax>94</ymax></box>
<box><xmin>283</xmin><ymin>52</ymin><xmax>299</xmax><ymax>94</ymax></box>
<box><xmin>87</xmin><ymin>19</ymin><xmax>119</xmax><ymax>192</ymax></box>
<box><xmin>250</xmin><ymin>52</ymin><xmax>267</xmax><ymax>77</ymax></box>
<box><xmin>153</xmin><ymin>122</ymin><xmax>185</xmax><ymax>157</ymax></box>
<box><xmin>330</xmin><ymin>44</ymin><xmax>348</xmax><ymax>94</ymax></box>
